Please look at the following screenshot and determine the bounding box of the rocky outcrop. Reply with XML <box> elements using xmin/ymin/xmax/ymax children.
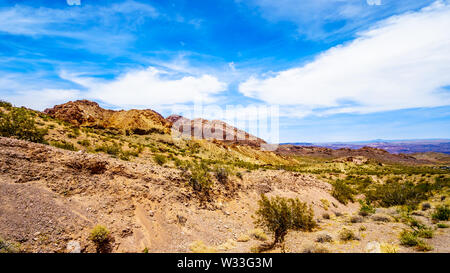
<box><xmin>167</xmin><ymin>115</ymin><xmax>267</xmax><ymax>147</ymax></box>
<box><xmin>44</xmin><ymin>100</ymin><xmax>170</xmax><ymax>134</ymax></box>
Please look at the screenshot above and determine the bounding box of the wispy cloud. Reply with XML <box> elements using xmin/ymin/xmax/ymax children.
<box><xmin>241</xmin><ymin>0</ymin><xmax>431</xmax><ymax>40</ymax></box>
<box><xmin>0</xmin><ymin>1</ymin><xmax>158</xmax><ymax>54</ymax></box>
<box><xmin>239</xmin><ymin>1</ymin><xmax>450</xmax><ymax>116</ymax></box>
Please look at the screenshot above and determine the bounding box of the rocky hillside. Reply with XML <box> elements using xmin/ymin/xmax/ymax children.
<box><xmin>1</xmin><ymin>100</ymin><xmax>449</xmax><ymax>253</ymax></box>
<box><xmin>276</xmin><ymin>145</ymin><xmax>429</xmax><ymax>164</ymax></box>
<box><xmin>44</xmin><ymin>100</ymin><xmax>171</xmax><ymax>135</ymax></box>
<box><xmin>168</xmin><ymin>114</ymin><xmax>266</xmax><ymax>148</ymax></box>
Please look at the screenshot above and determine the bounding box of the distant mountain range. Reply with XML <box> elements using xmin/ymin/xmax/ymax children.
<box><xmin>282</xmin><ymin>139</ymin><xmax>450</xmax><ymax>154</ymax></box>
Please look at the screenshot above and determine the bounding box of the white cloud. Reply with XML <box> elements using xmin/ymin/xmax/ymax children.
<box><xmin>239</xmin><ymin>1</ymin><xmax>450</xmax><ymax>115</ymax></box>
<box><xmin>0</xmin><ymin>1</ymin><xmax>158</xmax><ymax>55</ymax></box>
<box><xmin>3</xmin><ymin>89</ymin><xmax>81</xmax><ymax>110</ymax></box>
<box><xmin>242</xmin><ymin>0</ymin><xmax>431</xmax><ymax>40</ymax></box>
<box><xmin>61</xmin><ymin>67</ymin><xmax>227</xmax><ymax>108</ymax></box>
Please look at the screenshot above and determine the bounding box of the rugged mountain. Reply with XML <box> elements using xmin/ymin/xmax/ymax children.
<box><xmin>168</xmin><ymin>114</ymin><xmax>267</xmax><ymax>148</ymax></box>
<box><xmin>276</xmin><ymin>145</ymin><xmax>429</xmax><ymax>164</ymax></box>
<box><xmin>44</xmin><ymin>100</ymin><xmax>171</xmax><ymax>134</ymax></box>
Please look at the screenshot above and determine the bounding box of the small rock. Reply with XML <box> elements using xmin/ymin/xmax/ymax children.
<box><xmin>177</xmin><ymin>215</ymin><xmax>187</xmax><ymax>225</ymax></box>
<box><xmin>316</xmin><ymin>233</ymin><xmax>333</xmax><ymax>243</ymax></box>
<box><xmin>371</xmin><ymin>214</ymin><xmax>391</xmax><ymax>222</ymax></box>
<box><xmin>66</xmin><ymin>240</ymin><xmax>81</xmax><ymax>253</ymax></box>
<box><xmin>148</xmin><ymin>210</ymin><xmax>154</xmax><ymax>217</ymax></box>
<box><xmin>365</xmin><ymin>241</ymin><xmax>381</xmax><ymax>253</ymax></box>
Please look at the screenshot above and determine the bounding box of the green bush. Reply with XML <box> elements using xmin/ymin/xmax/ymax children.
<box><xmin>0</xmin><ymin>107</ymin><xmax>47</xmax><ymax>143</ymax></box>
<box><xmin>153</xmin><ymin>154</ymin><xmax>167</xmax><ymax>166</ymax></box>
<box><xmin>359</xmin><ymin>200</ymin><xmax>376</xmax><ymax>216</ymax></box>
<box><xmin>214</xmin><ymin>166</ymin><xmax>229</xmax><ymax>184</ymax></box>
<box><xmin>188</xmin><ymin>162</ymin><xmax>213</xmax><ymax>193</ymax></box>
<box><xmin>332</xmin><ymin>180</ymin><xmax>355</xmax><ymax>205</ymax></box>
<box><xmin>0</xmin><ymin>100</ymin><xmax>12</xmax><ymax>110</ymax></box>
<box><xmin>254</xmin><ymin>194</ymin><xmax>316</xmax><ymax>245</ymax></box>
<box><xmin>95</xmin><ymin>143</ymin><xmax>122</xmax><ymax>156</ymax></box>
<box><xmin>366</xmin><ymin>180</ymin><xmax>432</xmax><ymax>209</ymax></box>
<box><xmin>339</xmin><ymin>228</ymin><xmax>358</xmax><ymax>241</ymax></box>
<box><xmin>432</xmin><ymin>204</ymin><xmax>450</xmax><ymax>221</ymax></box>
<box><xmin>399</xmin><ymin>230</ymin><xmax>420</xmax><ymax>247</ymax></box>
<box><xmin>0</xmin><ymin>237</ymin><xmax>19</xmax><ymax>253</ymax></box>
<box><xmin>50</xmin><ymin>140</ymin><xmax>77</xmax><ymax>151</ymax></box>
<box><xmin>89</xmin><ymin>225</ymin><xmax>110</xmax><ymax>250</ymax></box>
<box><xmin>77</xmin><ymin>139</ymin><xmax>91</xmax><ymax>147</ymax></box>
<box><xmin>400</xmin><ymin>228</ymin><xmax>433</xmax><ymax>251</ymax></box>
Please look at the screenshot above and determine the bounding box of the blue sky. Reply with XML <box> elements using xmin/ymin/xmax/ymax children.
<box><xmin>1</xmin><ymin>0</ymin><xmax>450</xmax><ymax>142</ymax></box>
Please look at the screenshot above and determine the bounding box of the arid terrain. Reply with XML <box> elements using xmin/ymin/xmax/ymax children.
<box><xmin>1</xmin><ymin>100</ymin><xmax>449</xmax><ymax>253</ymax></box>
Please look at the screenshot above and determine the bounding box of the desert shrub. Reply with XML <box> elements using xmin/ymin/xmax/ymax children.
<box><xmin>432</xmin><ymin>204</ymin><xmax>450</xmax><ymax>221</ymax></box>
<box><xmin>421</xmin><ymin>203</ymin><xmax>431</xmax><ymax>211</ymax></box>
<box><xmin>0</xmin><ymin>100</ymin><xmax>12</xmax><ymax>110</ymax></box>
<box><xmin>89</xmin><ymin>225</ymin><xmax>110</xmax><ymax>252</ymax></box>
<box><xmin>320</xmin><ymin>199</ymin><xmax>330</xmax><ymax>210</ymax></box>
<box><xmin>399</xmin><ymin>230</ymin><xmax>419</xmax><ymax>247</ymax></box>
<box><xmin>95</xmin><ymin>143</ymin><xmax>122</xmax><ymax>156</ymax></box>
<box><xmin>249</xmin><ymin>228</ymin><xmax>268</xmax><ymax>241</ymax></box>
<box><xmin>359</xmin><ymin>200</ymin><xmax>376</xmax><ymax>216</ymax></box>
<box><xmin>0</xmin><ymin>237</ymin><xmax>19</xmax><ymax>253</ymax></box>
<box><xmin>366</xmin><ymin>180</ymin><xmax>432</xmax><ymax>209</ymax></box>
<box><xmin>339</xmin><ymin>228</ymin><xmax>358</xmax><ymax>241</ymax></box>
<box><xmin>77</xmin><ymin>139</ymin><xmax>91</xmax><ymax>147</ymax></box>
<box><xmin>434</xmin><ymin>176</ymin><xmax>450</xmax><ymax>190</ymax></box>
<box><xmin>153</xmin><ymin>154</ymin><xmax>167</xmax><ymax>166</ymax></box>
<box><xmin>332</xmin><ymin>180</ymin><xmax>355</xmax><ymax>205</ymax></box>
<box><xmin>0</xmin><ymin>107</ymin><xmax>47</xmax><ymax>143</ymax></box>
<box><xmin>237</xmin><ymin>234</ymin><xmax>250</xmax><ymax>242</ymax></box>
<box><xmin>214</xmin><ymin>166</ymin><xmax>229</xmax><ymax>184</ymax></box>
<box><xmin>51</xmin><ymin>140</ymin><xmax>77</xmax><ymax>151</ymax></box>
<box><xmin>188</xmin><ymin>162</ymin><xmax>213</xmax><ymax>193</ymax></box>
<box><xmin>189</xmin><ymin>241</ymin><xmax>216</xmax><ymax>253</ymax></box>
<box><xmin>437</xmin><ymin>223</ymin><xmax>449</xmax><ymax>228</ymax></box>
<box><xmin>416</xmin><ymin>227</ymin><xmax>433</xmax><ymax>239</ymax></box>
<box><xmin>380</xmin><ymin>243</ymin><xmax>398</xmax><ymax>253</ymax></box>
<box><xmin>316</xmin><ymin>233</ymin><xmax>333</xmax><ymax>243</ymax></box>
<box><xmin>322</xmin><ymin>213</ymin><xmax>330</xmax><ymax>220</ymax></box>
<box><xmin>400</xmin><ymin>229</ymin><xmax>432</xmax><ymax>251</ymax></box>
<box><xmin>254</xmin><ymin>194</ymin><xmax>317</xmax><ymax>244</ymax></box>
<box><xmin>416</xmin><ymin>240</ymin><xmax>432</xmax><ymax>252</ymax></box>
<box><xmin>236</xmin><ymin>172</ymin><xmax>243</xmax><ymax>180</ymax></box>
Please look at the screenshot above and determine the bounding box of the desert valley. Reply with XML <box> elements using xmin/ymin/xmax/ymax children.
<box><xmin>0</xmin><ymin>100</ymin><xmax>449</xmax><ymax>253</ymax></box>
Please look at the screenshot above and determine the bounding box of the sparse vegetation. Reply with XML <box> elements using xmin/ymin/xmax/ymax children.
<box><xmin>50</xmin><ymin>140</ymin><xmax>77</xmax><ymax>151</ymax></box>
<box><xmin>332</xmin><ymin>180</ymin><xmax>355</xmax><ymax>205</ymax></box>
<box><xmin>89</xmin><ymin>225</ymin><xmax>110</xmax><ymax>252</ymax></box>
<box><xmin>339</xmin><ymin>228</ymin><xmax>358</xmax><ymax>241</ymax></box>
<box><xmin>432</xmin><ymin>204</ymin><xmax>450</xmax><ymax>221</ymax></box>
<box><xmin>189</xmin><ymin>240</ymin><xmax>216</xmax><ymax>253</ymax></box>
<box><xmin>214</xmin><ymin>166</ymin><xmax>229</xmax><ymax>184</ymax></box>
<box><xmin>187</xmin><ymin>161</ymin><xmax>213</xmax><ymax>194</ymax></box>
<box><xmin>254</xmin><ymin>194</ymin><xmax>316</xmax><ymax>245</ymax></box>
<box><xmin>249</xmin><ymin>228</ymin><xmax>268</xmax><ymax>241</ymax></box>
<box><xmin>153</xmin><ymin>154</ymin><xmax>167</xmax><ymax>166</ymax></box>
<box><xmin>359</xmin><ymin>200</ymin><xmax>376</xmax><ymax>216</ymax></box>
<box><xmin>0</xmin><ymin>237</ymin><xmax>19</xmax><ymax>253</ymax></box>
<box><xmin>0</xmin><ymin>107</ymin><xmax>47</xmax><ymax>143</ymax></box>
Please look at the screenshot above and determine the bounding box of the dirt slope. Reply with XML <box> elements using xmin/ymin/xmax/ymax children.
<box><xmin>0</xmin><ymin>137</ymin><xmax>349</xmax><ymax>253</ymax></box>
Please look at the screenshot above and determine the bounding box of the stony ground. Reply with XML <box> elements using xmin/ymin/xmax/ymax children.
<box><xmin>0</xmin><ymin>137</ymin><xmax>449</xmax><ymax>253</ymax></box>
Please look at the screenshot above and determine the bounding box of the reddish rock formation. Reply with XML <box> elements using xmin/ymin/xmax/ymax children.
<box><xmin>44</xmin><ymin>100</ymin><xmax>170</xmax><ymax>134</ymax></box>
